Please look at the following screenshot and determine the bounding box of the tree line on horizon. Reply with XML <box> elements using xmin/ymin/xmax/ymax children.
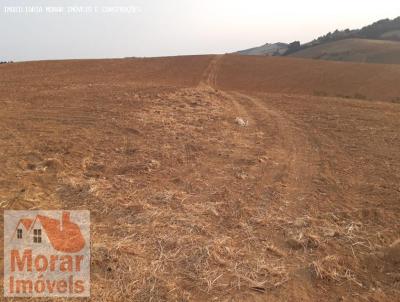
<box><xmin>284</xmin><ymin>17</ymin><xmax>400</xmax><ymax>55</ymax></box>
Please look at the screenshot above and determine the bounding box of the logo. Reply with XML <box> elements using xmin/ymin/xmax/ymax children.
<box><xmin>3</xmin><ymin>211</ymin><xmax>90</xmax><ymax>297</ymax></box>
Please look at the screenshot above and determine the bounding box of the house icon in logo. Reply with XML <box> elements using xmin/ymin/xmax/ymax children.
<box><xmin>12</xmin><ymin>211</ymin><xmax>86</xmax><ymax>253</ymax></box>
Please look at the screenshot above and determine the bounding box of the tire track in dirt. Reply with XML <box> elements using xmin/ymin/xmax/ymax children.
<box><xmin>229</xmin><ymin>91</ymin><xmax>319</xmax><ymax>206</ymax></box>
<box><xmin>200</xmin><ymin>55</ymin><xmax>319</xmax><ymax>211</ymax></box>
<box><xmin>199</xmin><ymin>55</ymin><xmax>255</xmax><ymax>124</ymax></box>
<box><xmin>198</xmin><ymin>55</ymin><xmax>223</xmax><ymax>88</ymax></box>
<box><xmin>196</xmin><ymin>56</ymin><xmax>324</xmax><ymax>297</ymax></box>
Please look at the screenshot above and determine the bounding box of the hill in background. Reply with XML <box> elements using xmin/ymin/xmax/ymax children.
<box><xmin>289</xmin><ymin>38</ymin><xmax>400</xmax><ymax>64</ymax></box>
<box><xmin>304</xmin><ymin>17</ymin><xmax>400</xmax><ymax>47</ymax></box>
<box><xmin>236</xmin><ymin>42</ymin><xmax>289</xmax><ymax>56</ymax></box>
<box><xmin>236</xmin><ymin>17</ymin><xmax>400</xmax><ymax>64</ymax></box>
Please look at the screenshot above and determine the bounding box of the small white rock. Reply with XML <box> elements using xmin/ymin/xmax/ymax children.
<box><xmin>235</xmin><ymin>117</ymin><xmax>248</xmax><ymax>127</ymax></box>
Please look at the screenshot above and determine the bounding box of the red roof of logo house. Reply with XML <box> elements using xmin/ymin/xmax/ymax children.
<box><xmin>32</xmin><ymin>212</ymin><xmax>86</xmax><ymax>253</ymax></box>
<box><xmin>19</xmin><ymin>218</ymin><xmax>34</xmax><ymax>230</ymax></box>
<box><xmin>13</xmin><ymin>218</ymin><xmax>34</xmax><ymax>237</ymax></box>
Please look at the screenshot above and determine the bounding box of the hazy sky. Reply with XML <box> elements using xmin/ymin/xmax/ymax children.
<box><xmin>1</xmin><ymin>0</ymin><xmax>400</xmax><ymax>61</ymax></box>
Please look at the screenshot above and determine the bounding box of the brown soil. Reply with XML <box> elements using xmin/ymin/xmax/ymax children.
<box><xmin>217</xmin><ymin>54</ymin><xmax>400</xmax><ymax>102</ymax></box>
<box><xmin>0</xmin><ymin>55</ymin><xmax>399</xmax><ymax>301</ymax></box>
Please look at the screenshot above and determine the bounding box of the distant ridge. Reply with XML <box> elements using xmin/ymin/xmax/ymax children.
<box><xmin>235</xmin><ymin>42</ymin><xmax>289</xmax><ymax>56</ymax></box>
<box><xmin>235</xmin><ymin>16</ymin><xmax>400</xmax><ymax>64</ymax></box>
<box><xmin>289</xmin><ymin>38</ymin><xmax>400</xmax><ymax>64</ymax></box>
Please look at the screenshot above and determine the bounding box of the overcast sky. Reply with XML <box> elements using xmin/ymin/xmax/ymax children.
<box><xmin>1</xmin><ymin>0</ymin><xmax>399</xmax><ymax>61</ymax></box>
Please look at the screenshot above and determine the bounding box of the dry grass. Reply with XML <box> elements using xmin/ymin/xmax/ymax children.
<box><xmin>311</xmin><ymin>255</ymin><xmax>362</xmax><ymax>287</ymax></box>
<box><xmin>0</xmin><ymin>56</ymin><xmax>399</xmax><ymax>301</ymax></box>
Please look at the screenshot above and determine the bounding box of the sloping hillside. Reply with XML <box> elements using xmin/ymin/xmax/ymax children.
<box><xmin>381</xmin><ymin>29</ymin><xmax>400</xmax><ymax>40</ymax></box>
<box><xmin>303</xmin><ymin>17</ymin><xmax>400</xmax><ymax>47</ymax></box>
<box><xmin>235</xmin><ymin>17</ymin><xmax>400</xmax><ymax>63</ymax></box>
<box><xmin>290</xmin><ymin>38</ymin><xmax>400</xmax><ymax>64</ymax></box>
<box><xmin>217</xmin><ymin>55</ymin><xmax>400</xmax><ymax>102</ymax></box>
